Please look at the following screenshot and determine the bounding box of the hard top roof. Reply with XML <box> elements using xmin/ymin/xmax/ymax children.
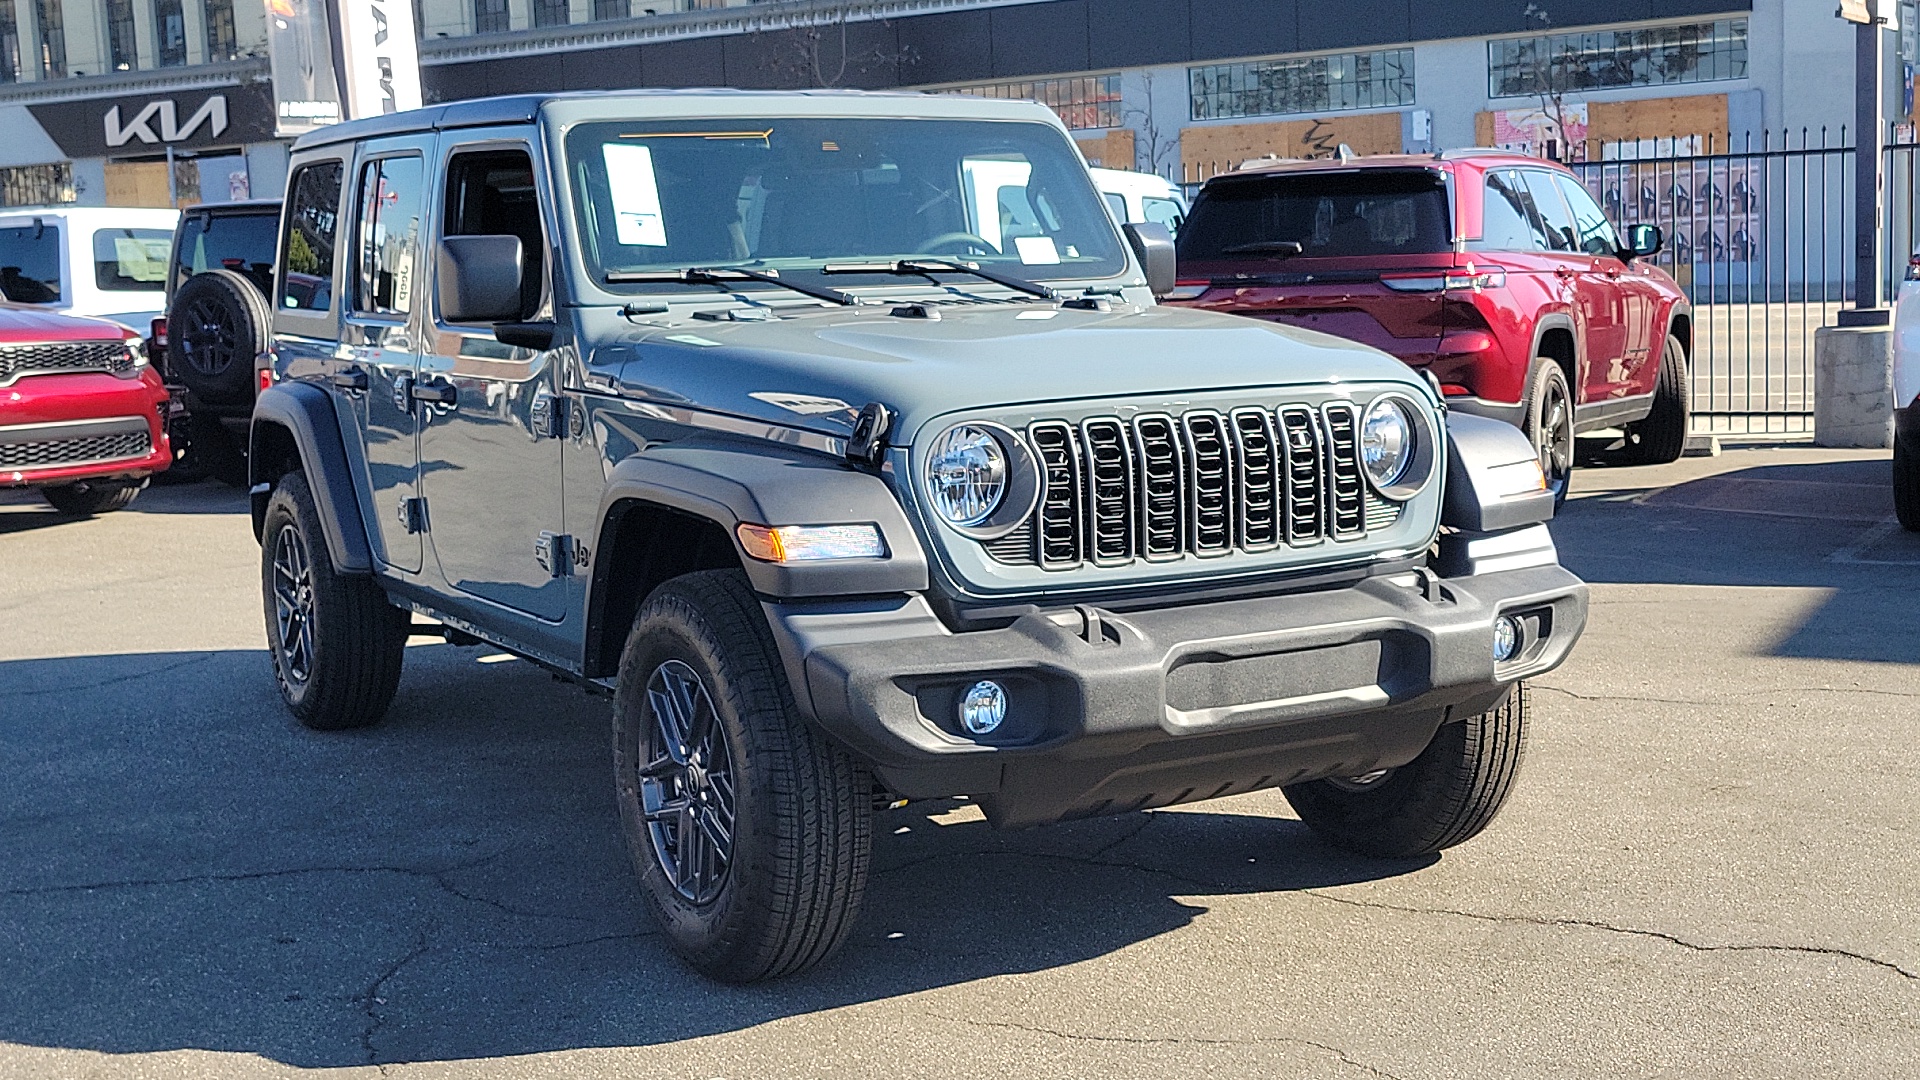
<box><xmin>290</xmin><ymin>88</ymin><xmax>1065</xmax><ymax>152</ymax></box>
<box><xmin>1213</xmin><ymin>148</ymin><xmax>1560</xmax><ymax>183</ymax></box>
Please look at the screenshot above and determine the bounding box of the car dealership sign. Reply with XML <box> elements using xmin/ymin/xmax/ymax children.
<box><xmin>28</xmin><ymin>84</ymin><xmax>276</xmax><ymax>158</ymax></box>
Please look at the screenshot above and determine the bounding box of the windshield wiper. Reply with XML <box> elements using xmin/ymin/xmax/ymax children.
<box><xmin>603</xmin><ymin>266</ymin><xmax>855</xmax><ymax>307</ymax></box>
<box><xmin>1221</xmin><ymin>240</ymin><xmax>1305</xmax><ymax>258</ymax></box>
<box><xmin>820</xmin><ymin>258</ymin><xmax>1056</xmax><ymax>300</ymax></box>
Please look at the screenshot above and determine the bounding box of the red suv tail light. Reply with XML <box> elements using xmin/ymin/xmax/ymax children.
<box><xmin>1382</xmin><ymin>266</ymin><xmax>1509</xmax><ymax>293</ymax></box>
<box><xmin>150</xmin><ymin>316</ymin><xmax>167</xmax><ymax>348</ymax></box>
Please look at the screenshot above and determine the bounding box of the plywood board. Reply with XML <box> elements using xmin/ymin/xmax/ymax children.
<box><xmin>1475</xmin><ymin>110</ymin><xmax>1494</xmax><ymax>147</ymax></box>
<box><xmin>1180</xmin><ymin>112</ymin><xmax>1405</xmax><ymax>183</ymax></box>
<box><xmin>1075</xmin><ymin>129</ymin><xmax>1136</xmax><ymax>170</ymax></box>
<box><xmin>1588</xmin><ymin>93</ymin><xmax>1730</xmax><ymax>153</ymax></box>
<box><xmin>103</xmin><ymin>162</ymin><xmax>173</xmax><ymax>208</ymax></box>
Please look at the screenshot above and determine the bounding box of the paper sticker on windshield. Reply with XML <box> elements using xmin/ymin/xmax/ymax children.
<box><xmin>603</xmin><ymin>144</ymin><xmax>668</xmax><ymax>247</ymax></box>
<box><xmin>114</xmin><ymin>237</ymin><xmax>169</xmax><ymax>282</ymax></box>
<box><xmin>1013</xmin><ymin>236</ymin><xmax>1060</xmax><ymax>265</ymax></box>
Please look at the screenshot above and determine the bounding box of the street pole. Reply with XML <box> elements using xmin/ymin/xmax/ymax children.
<box><xmin>1846</xmin><ymin>11</ymin><xmax>1892</xmax><ymax>323</ymax></box>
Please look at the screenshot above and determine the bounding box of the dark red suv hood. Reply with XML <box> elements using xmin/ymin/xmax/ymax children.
<box><xmin>0</xmin><ymin>304</ymin><xmax>134</xmax><ymax>343</ymax></box>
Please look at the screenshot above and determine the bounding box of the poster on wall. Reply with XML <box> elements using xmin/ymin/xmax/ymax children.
<box><xmin>1490</xmin><ymin>103</ymin><xmax>1589</xmax><ymax>162</ymax></box>
<box><xmin>265</xmin><ymin>0</ymin><xmax>343</xmax><ymax>136</ymax></box>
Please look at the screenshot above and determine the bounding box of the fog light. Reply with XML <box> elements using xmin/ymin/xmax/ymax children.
<box><xmin>959</xmin><ymin>680</ymin><xmax>1007</xmax><ymax>735</ymax></box>
<box><xmin>1493</xmin><ymin>615</ymin><xmax>1521</xmax><ymax>662</ymax></box>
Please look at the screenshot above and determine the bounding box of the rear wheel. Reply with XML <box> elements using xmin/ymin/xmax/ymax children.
<box><xmin>260</xmin><ymin>472</ymin><xmax>409</xmax><ymax>729</ymax></box>
<box><xmin>40</xmin><ymin>478</ymin><xmax>144</xmax><ymax>515</ymax></box>
<box><xmin>613</xmin><ymin>569</ymin><xmax>872</xmax><ymax>983</ymax></box>
<box><xmin>1525</xmin><ymin>360</ymin><xmax>1575</xmax><ymax>506</ymax></box>
<box><xmin>1284</xmin><ymin>684</ymin><xmax>1530</xmax><ymax>858</ymax></box>
<box><xmin>1896</xmin><ymin>428</ymin><xmax>1920</xmax><ymax>531</ymax></box>
<box><xmin>1619</xmin><ymin>334</ymin><xmax>1691</xmax><ymax>465</ymax></box>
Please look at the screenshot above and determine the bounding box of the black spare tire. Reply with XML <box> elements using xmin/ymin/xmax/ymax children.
<box><xmin>168</xmin><ymin>269</ymin><xmax>270</xmax><ymax>406</ymax></box>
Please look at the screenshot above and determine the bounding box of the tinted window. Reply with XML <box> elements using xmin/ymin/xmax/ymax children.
<box><xmin>1178</xmin><ymin>171</ymin><xmax>1451</xmax><ymax>263</ymax></box>
<box><xmin>1556</xmin><ymin>174</ymin><xmax>1621</xmax><ymax>257</ymax></box>
<box><xmin>1102</xmin><ymin>191</ymin><xmax>1127</xmax><ymax>220</ymax></box>
<box><xmin>1522</xmin><ymin>170</ymin><xmax>1579</xmax><ymax>253</ymax></box>
<box><xmin>1142</xmin><ymin>195</ymin><xmax>1185</xmax><ymax>235</ymax></box>
<box><xmin>92</xmin><ymin>228</ymin><xmax>170</xmax><ymax>292</ymax></box>
<box><xmin>1476</xmin><ymin>170</ymin><xmax>1542</xmax><ymax>251</ymax></box>
<box><xmin>354</xmin><ymin>156</ymin><xmax>424</xmax><ymax>317</ymax></box>
<box><xmin>0</xmin><ymin>223</ymin><xmax>62</xmax><ymax>303</ymax></box>
<box><xmin>281</xmin><ymin>162</ymin><xmax>343</xmax><ymax>312</ymax></box>
<box><xmin>173</xmin><ymin>210</ymin><xmax>278</xmax><ymax>297</ymax></box>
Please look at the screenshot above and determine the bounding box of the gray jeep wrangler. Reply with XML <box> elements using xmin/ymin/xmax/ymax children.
<box><xmin>248</xmin><ymin>89</ymin><xmax>1588</xmax><ymax>983</ymax></box>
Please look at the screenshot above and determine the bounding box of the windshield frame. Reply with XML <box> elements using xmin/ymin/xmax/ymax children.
<box><xmin>549</xmin><ymin>106</ymin><xmax>1139</xmax><ymax>303</ymax></box>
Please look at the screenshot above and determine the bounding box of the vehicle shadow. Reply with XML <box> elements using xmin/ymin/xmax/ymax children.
<box><xmin>0</xmin><ymin>646</ymin><xmax>1430</xmax><ymax>1067</ymax></box>
<box><xmin>1555</xmin><ymin>454</ymin><xmax>1920</xmax><ymax>664</ymax></box>
<box><xmin>0</xmin><ymin>479</ymin><xmax>246</xmax><ymax>532</ymax></box>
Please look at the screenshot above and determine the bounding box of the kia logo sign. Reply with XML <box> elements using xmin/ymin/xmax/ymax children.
<box><xmin>103</xmin><ymin>95</ymin><xmax>229</xmax><ymax>147</ymax></box>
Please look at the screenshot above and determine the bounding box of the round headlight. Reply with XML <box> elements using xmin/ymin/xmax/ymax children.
<box><xmin>926</xmin><ymin>424</ymin><xmax>1008</xmax><ymax>527</ymax></box>
<box><xmin>1361</xmin><ymin>397</ymin><xmax>1416</xmax><ymax>492</ymax></box>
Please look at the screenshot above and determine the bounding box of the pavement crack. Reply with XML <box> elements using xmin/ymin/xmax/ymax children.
<box><xmin>359</xmin><ymin>929</ymin><xmax>432</xmax><ymax>1066</ymax></box>
<box><xmin>1535</xmin><ymin>683</ymin><xmax>1920</xmax><ymax>706</ymax></box>
<box><xmin>935</xmin><ymin>1017</ymin><xmax>1407</xmax><ymax>1079</ymax></box>
<box><xmin>0</xmin><ymin>651</ymin><xmax>220</xmax><ymax>698</ymax></box>
<box><xmin>511</xmin><ymin>931</ymin><xmax>659</xmax><ymax>951</ymax></box>
<box><xmin>1300</xmin><ymin>891</ymin><xmax>1919</xmax><ymax>983</ymax></box>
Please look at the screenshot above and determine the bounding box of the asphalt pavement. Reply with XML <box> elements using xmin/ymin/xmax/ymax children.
<box><xmin>1</xmin><ymin>447</ymin><xmax>1915</xmax><ymax>1079</ymax></box>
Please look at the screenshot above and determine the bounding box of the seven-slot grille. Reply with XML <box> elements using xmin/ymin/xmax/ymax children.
<box><xmin>1004</xmin><ymin>403</ymin><xmax>1399</xmax><ymax>569</ymax></box>
<box><xmin>0</xmin><ymin>428</ymin><xmax>151</xmax><ymax>471</ymax></box>
<box><xmin>0</xmin><ymin>340</ymin><xmax>132</xmax><ymax>383</ymax></box>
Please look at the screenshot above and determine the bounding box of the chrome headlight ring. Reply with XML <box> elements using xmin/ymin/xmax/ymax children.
<box><xmin>1361</xmin><ymin>392</ymin><xmax>1439</xmax><ymax>502</ymax></box>
<box><xmin>921</xmin><ymin>420</ymin><xmax>1041</xmax><ymax>539</ymax></box>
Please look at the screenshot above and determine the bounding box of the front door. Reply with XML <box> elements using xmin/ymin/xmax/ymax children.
<box><xmin>342</xmin><ymin>141</ymin><xmax>432</xmax><ymax>573</ymax></box>
<box><xmin>417</xmin><ymin>138</ymin><xmax>568</xmax><ymax>622</ymax></box>
<box><xmin>1555</xmin><ymin>173</ymin><xmax>1647</xmax><ymax>400</ymax></box>
<box><xmin>1521</xmin><ymin>169</ymin><xmax>1624</xmax><ymax>408</ymax></box>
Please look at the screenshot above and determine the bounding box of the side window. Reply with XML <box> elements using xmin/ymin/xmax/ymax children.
<box><xmin>281</xmin><ymin>162</ymin><xmax>343</xmax><ymax>311</ymax></box>
<box><xmin>1141</xmin><ymin>196</ymin><xmax>1184</xmax><ymax>235</ymax></box>
<box><xmin>352</xmin><ymin>155</ymin><xmax>425</xmax><ymax>318</ymax></box>
<box><xmin>1555</xmin><ymin>174</ymin><xmax>1621</xmax><ymax>258</ymax></box>
<box><xmin>1521</xmin><ymin>170</ymin><xmax>1579</xmax><ymax>253</ymax></box>
<box><xmin>1478</xmin><ymin>170</ymin><xmax>1541</xmax><ymax>251</ymax></box>
<box><xmin>1102</xmin><ymin>191</ymin><xmax>1128</xmax><ymax>221</ymax></box>
<box><xmin>442</xmin><ymin>149</ymin><xmax>546</xmax><ymax>322</ymax></box>
<box><xmin>92</xmin><ymin>228</ymin><xmax>170</xmax><ymax>292</ymax></box>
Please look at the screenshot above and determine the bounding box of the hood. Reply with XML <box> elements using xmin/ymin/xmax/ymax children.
<box><xmin>0</xmin><ymin>304</ymin><xmax>137</xmax><ymax>343</ymax></box>
<box><xmin>602</xmin><ymin>300</ymin><xmax>1425</xmax><ymax>442</ymax></box>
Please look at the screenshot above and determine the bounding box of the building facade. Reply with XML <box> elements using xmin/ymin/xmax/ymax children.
<box><xmin>0</xmin><ymin>0</ymin><xmax>1901</xmax><ymax>207</ymax></box>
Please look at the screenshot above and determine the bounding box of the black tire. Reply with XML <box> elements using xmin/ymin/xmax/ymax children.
<box><xmin>40</xmin><ymin>478</ymin><xmax>144</xmax><ymax>515</ymax></box>
<box><xmin>1618</xmin><ymin>334</ymin><xmax>1691</xmax><ymax>466</ymax></box>
<box><xmin>1896</xmin><ymin>430</ymin><xmax>1920</xmax><ymax>532</ymax></box>
<box><xmin>260</xmin><ymin>472</ymin><xmax>409</xmax><ymax>730</ymax></box>
<box><xmin>613</xmin><ymin>569</ymin><xmax>872</xmax><ymax>983</ymax></box>
<box><xmin>1525</xmin><ymin>360</ymin><xmax>1575</xmax><ymax>507</ymax></box>
<box><xmin>1284</xmin><ymin>683</ymin><xmax>1530</xmax><ymax>858</ymax></box>
<box><xmin>169</xmin><ymin>269</ymin><xmax>270</xmax><ymax>406</ymax></box>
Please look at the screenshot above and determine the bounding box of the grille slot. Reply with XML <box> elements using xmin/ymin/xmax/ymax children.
<box><xmin>1323</xmin><ymin>403</ymin><xmax>1365</xmax><ymax>538</ymax></box>
<box><xmin>0</xmin><ymin>429</ymin><xmax>151</xmax><ymax>470</ymax></box>
<box><xmin>1230</xmin><ymin>408</ymin><xmax>1280</xmax><ymax>552</ymax></box>
<box><xmin>1132</xmin><ymin>414</ymin><xmax>1184</xmax><ymax>559</ymax></box>
<box><xmin>1183</xmin><ymin>411</ymin><xmax>1233</xmax><ymax>556</ymax></box>
<box><xmin>1080</xmin><ymin>418</ymin><xmax>1135</xmax><ymax>564</ymax></box>
<box><xmin>0</xmin><ymin>340</ymin><xmax>131</xmax><ymax>383</ymax></box>
<box><xmin>1278</xmin><ymin>406</ymin><xmax>1322</xmax><ymax>545</ymax></box>
<box><xmin>1028</xmin><ymin>421</ymin><xmax>1083</xmax><ymax>568</ymax></box>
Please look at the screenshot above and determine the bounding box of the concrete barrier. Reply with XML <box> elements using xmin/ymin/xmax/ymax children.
<box><xmin>1813</xmin><ymin>324</ymin><xmax>1894</xmax><ymax>448</ymax></box>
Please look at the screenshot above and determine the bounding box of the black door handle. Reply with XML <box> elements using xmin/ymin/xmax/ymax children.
<box><xmin>410</xmin><ymin>381</ymin><xmax>458</xmax><ymax>405</ymax></box>
<box><xmin>330</xmin><ymin>368</ymin><xmax>368</xmax><ymax>391</ymax></box>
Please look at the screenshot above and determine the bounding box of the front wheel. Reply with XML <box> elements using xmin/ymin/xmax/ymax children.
<box><xmin>41</xmin><ymin>478</ymin><xmax>144</xmax><ymax>515</ymax></box>
<box><xmin>1526</xmin><ymin>361</ymin><xmax>1575</xmax><ymax>507</ymax></box>
<box><xmin>613</xmin><ymin>569</ymin><xmax>872</xmax><ymax>983</ymax></box>
<box><xmin>1284</xmin><ymin>683</ymin><xmax>1530</xmax><ymax>858</ymax></box>
<box><xmin>1618</xmin><ymin>334</ymin><xmax>1691</xmax><ymax>465</ymax></box>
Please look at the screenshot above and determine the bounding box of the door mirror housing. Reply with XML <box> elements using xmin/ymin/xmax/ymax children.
<box><xmin>438</xmin><ymin>235</ymin><xmax>524</xmax><ymax>323</ymax></box>
<box><xmin>1622</xmin><ymin>223</ymin><xmax>1663</xmax><ymax>260</ymax></box>
<box><xmin>1123</xmin><ymin>221</ymin><xmax>1177</xmax><ymax>298</ymax></box>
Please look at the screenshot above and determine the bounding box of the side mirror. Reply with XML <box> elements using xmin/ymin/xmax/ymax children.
<box><xmin>437</xmin><ymin>235</ymin><xmax>524</xmax><ymax>323</ymax></box>
<box><xmin>1122</xmin><ymin>221</ymin><xmax>1177</xmax><ymax>298</ymax></box>
<box><xmin>1623</xmin><ymin>223</ymin><xmax>1662</xmax><ymax>260</ymax></box>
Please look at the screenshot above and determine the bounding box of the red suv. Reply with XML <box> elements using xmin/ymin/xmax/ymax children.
<box><xmin>1170</xmin><ymin>151</ymin><xmax>1692</xmax><ymax>499</ymax></box>
<box><xmin>0</xmin><ymin>305</ymin><xmax>171</xmax><ymax>514</ymax></box>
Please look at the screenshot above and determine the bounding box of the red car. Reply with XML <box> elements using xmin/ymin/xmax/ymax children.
<box><xmin>1</xmin><ymin>305</ymin><xmax>170</xmax><ymax>514</ymax></box>
<box><xmin>1170</xmin><ymin>150</ymin><xmax>1692</xmax><ymax>499</ymax></box>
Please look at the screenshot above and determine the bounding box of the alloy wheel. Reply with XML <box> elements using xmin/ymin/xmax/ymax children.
<box><xmin>181</xmin><ymin>296</ymin><xmax>237</xmax><ymax>377</ymax></box>
<box><xmin>270</xmin><ymin>522</ymin><xmax>316</xmax><ymax>685</ymax></box>
<box><xmin>639</xmin><ymin>658</ymin><xmax>737</xmax><ymax>904</ymax></box>
<box><xmin>1536</xmin><ymin>376</ymin><xmax>1574</xmax><ymax>498</ymax></box>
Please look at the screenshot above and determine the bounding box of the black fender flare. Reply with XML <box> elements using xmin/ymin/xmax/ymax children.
<box><xmin>1441</xmin><ymin>412</ymin><xmax>1555</xmax><ymax>533</ymax></box>
<box><xmin>592</xmin><ymin>436</ymin><xmax>929</xmax><ymax>600</ymax></box>
<box><xmin>249</xmin><ymin>381</ymin><xmax>374</xmax><ymax>574</ymax></box>
<box><xmin>1529</xmin><ymin>311</ymin><xmax>1582</xmax><ymax>386</ymax></box>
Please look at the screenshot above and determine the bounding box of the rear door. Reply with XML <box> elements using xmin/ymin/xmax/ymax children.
<box><xmin>1175</xmin><ymin>169</ymin><xmax>1454</xmax><ymax>366</ymax></box>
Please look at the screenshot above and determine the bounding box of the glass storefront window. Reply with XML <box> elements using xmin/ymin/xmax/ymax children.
<box><xmin>1189</xmin><ymin>49</ymin><xmax>1415</xmax><ymax>121</ymax></box>
<box><xmin>944</xmin><ymin>75</ymin><xmax>1123</xmax><ymax>131</ymax></box>
<box><xmin>1488</xmin><ymin>18</ymin><xmax>1748</xmax><ymax>99</ymax></box>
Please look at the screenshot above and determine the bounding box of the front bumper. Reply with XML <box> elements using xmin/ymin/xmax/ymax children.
<box><xmin>766</xmin><ymin>536</ymin><xmax>1586</xmax><ymax>828</ymax></box>
<box><xmin>1</xmin><ymin>369</ymin><xmax>170</xmax><ymax>487</ymax></box>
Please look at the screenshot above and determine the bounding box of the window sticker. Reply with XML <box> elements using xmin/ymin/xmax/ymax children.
<box><xmin>1013</xmin><ymin>235</ymin><xmax>1060</xmax><ymax>265</ymax></box>
<box><xmin>603</xmin><ymin>143</ymin><xmax>668</xmax><ymax>247</ymax></box>
<box><xmin>114</xmin><ymin>237</ymin><xmax>170</xmax><ymax>282</ymax></box>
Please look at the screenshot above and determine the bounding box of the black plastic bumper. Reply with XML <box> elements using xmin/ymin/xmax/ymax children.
<box><xmin>764</xmin><ymin>556</ymin><xmax>1587</xmax><ymax>828</ymax></box>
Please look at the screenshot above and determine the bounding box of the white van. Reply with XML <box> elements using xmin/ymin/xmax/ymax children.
<box><xmin>0</xmin><ymin>206</ymin><xmax>180</xmax><ymax>331</ymax></box>
<box><xmin>1090</xmin><ymin>167</ymin><xmax>1189</xmax><ymax>236</ymax></box>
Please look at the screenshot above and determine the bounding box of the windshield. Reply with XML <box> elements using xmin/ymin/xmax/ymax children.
<box><xmin>93</xmin><ymin>228</ymin><xmax>172</xmax><ymax>293</ymax></box>
<box><xmin>0</xmin><ymin>223</ymin><xmax>63</xmax><ymax>303</ymax></box>
<box><xmin>565</xmin><ymin>117</ymin><xmax>1128</xmax><ymax>293</ymax></box>
<box><xmin>1178</xmin><ymin>171</ymin><xmax>1451</xmax><ymax>266</ymax></box>
<box><xmin>173</xmin><ymin>211</ymin><xmax>279</xmax><ymax>297</ymax></box>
